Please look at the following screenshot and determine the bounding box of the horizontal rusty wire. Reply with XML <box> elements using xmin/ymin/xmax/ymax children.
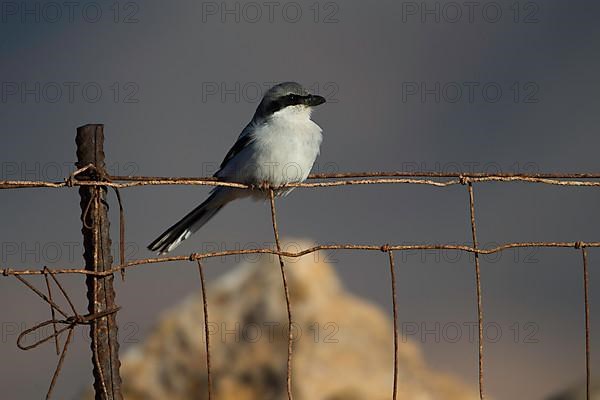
<box><xmin>2</xmin><ymin>171</ymin><xmax>600</xmax><ymax>190</ymax></box>
<box><xmin>2</xmin><ymin>241</ymin><xmax>599</xmax><ymax>277</ymax></box>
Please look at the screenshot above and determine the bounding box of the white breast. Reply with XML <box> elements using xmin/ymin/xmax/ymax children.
<box><xmin>243</xmin><ymin>106</ymin><xmax>323</xmax><ymax>187</ymax></box>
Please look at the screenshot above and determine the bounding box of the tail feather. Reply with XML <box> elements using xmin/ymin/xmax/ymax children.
<box><xmin>148</xmin><ymin>190</ymin><xmax>227</xmax><ymax>254</ymax></box>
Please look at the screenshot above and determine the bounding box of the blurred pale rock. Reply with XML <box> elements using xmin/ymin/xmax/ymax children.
<box><xmin>82</xmin><ymin>240</ymin><xmax>478</xmax><ymax>400</ymax></box>
<box><xmin>547</xmin><ymin>381</ymin><xmax>600</xmax><ymax>400</ymax></box>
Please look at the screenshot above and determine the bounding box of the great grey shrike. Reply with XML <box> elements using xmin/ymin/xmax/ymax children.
<box><xmin>148</xmin><ymin>82</ymin><xmax>326</xmax><ymax>254</ymax></box>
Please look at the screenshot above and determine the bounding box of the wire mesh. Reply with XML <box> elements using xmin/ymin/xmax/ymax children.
<box><xmin>1</xmin><ymin>169</ymin><xmax>597</xmax><ymax>400</ymax></box>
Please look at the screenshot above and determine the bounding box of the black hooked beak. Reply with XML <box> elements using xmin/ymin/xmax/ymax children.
<box><xmin>303</xmin><ymin>94</ymin><xmax>326</xmax><ymax>107</ymax></box>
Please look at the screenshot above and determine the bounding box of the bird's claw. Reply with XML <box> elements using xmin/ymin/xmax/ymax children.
<box><xmin>258</xmin><ymin>181</ymin><xmax>271</xmax><ymax>191</ymax></box>
<box><xmin>249</xmin><ymin>181</ymin><xmax>272</xmax><ymax>192</ymax></box>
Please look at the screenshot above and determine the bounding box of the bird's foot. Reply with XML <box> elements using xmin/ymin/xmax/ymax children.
<box><xmin>249</xmin><ymin>181</ymin><xmax>272</xmax><ymax>192</ymax></box>
<box><xmin>258</xmin><ymin>181</ymin><xmax>272</xmax><ymax>191</ymax></box>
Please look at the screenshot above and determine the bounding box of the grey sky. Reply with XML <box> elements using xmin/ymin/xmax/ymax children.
<box><xmin>1</xmin><ymin>1</ymin><xmax>600</xmax><ymax>399</ymax></box>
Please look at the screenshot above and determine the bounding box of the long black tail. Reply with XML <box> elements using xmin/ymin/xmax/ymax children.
<box><xmin>148</xmin><ymin>190</ymin><xmax>226</xmax><ymax>254</ymax></box>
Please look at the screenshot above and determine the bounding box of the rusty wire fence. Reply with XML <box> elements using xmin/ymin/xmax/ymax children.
<box><xmin>1</xmin><ymin>124</ymin><xmax>598</xmax><ymax>400</ymax></box>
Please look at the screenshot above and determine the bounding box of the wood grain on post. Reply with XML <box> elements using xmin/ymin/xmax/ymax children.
<box><xmin>76</xmin><ymin>124</ymin><xmax>123</xmax><ymax>400</ymax></box>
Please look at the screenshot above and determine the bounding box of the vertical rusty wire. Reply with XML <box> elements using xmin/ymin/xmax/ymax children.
<box><xmin>197</xmin><ymin>261</ymin><xmax>213</xmax><ymax>400</ymax></box>
<box><xmin>268</xmin><ymin>189</ymin><xmax>294</xmax><ymax>400</ymax></box>
<box><xmin>387</xmin><ymin>249</ymin><xmax>399</xmax><ymax>400</ymax></box>
<box><xmin>46</xmin><ymin>326</ymin><xmax>75</xmax><ymax>400</ymax></box>
<box><xmin>467</xmin><ymin>181</ymin><xmax>484</xmax><ymax>399</ymax></box>
<box><xmin>113</xmin><ymin>188</ymin><xmax>126</xmax><ymax>281</ymax></box>
<box><xmin>13</xmin><ymin>275</ymin><xmax>69</xmax><ymax>319</ymax></box>
<box><xmin>14</xmin><ymin>271</ymin><xmax>72</xmax><ymax>400</ymax></box>
<box><xmin>46</xmin><ymin>268</ymin><xmax>79</xmax><ymax>316</ymax></box>
<box><xmin>43</xmin><ymin>268</ymin><xmax>60</xmax><ymax>356</ymax></box>
<box><xmin>581</xmin><ymin>246</ymin><xmax>590</xmax><ymax>400</ymax></box>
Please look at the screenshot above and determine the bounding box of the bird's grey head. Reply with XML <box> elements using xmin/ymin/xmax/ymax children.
<box><xmin>253</xmin><ymin>82</ymin><xmax>326</xmax><ymax>121</ymax></box>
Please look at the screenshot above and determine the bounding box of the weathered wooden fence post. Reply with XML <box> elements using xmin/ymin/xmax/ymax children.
<box><xmin>76</xmin><ymin>124</ymin><xmax>123</xmax><ymax>400</ymax></box>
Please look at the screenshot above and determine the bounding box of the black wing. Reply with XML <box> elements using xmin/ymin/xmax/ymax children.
<box><xmin>216</xmin><ymin>119</ymin><xmax>259</xmax><ymax>176</ymax></box>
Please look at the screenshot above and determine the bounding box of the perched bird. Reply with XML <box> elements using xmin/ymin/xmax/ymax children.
<box><xmin>148</xmin><ymin>82</ymin><xmax>326</xmax><ymax>254</ymax></box>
